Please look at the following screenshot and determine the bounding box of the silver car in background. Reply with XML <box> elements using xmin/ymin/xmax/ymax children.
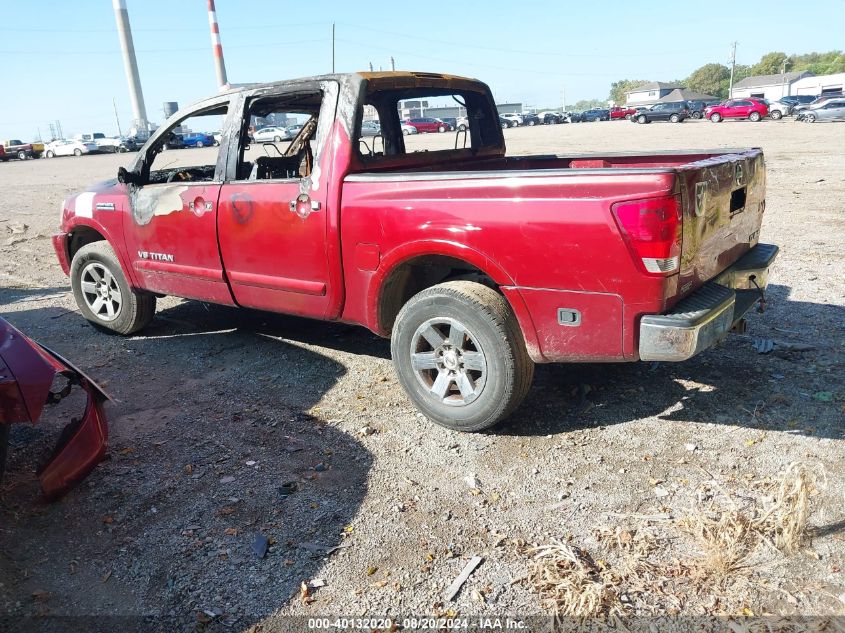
<box><xmin>796</xmin><ymin>98</ymin><xmax>845</xmax><ymax>123</ymax></box>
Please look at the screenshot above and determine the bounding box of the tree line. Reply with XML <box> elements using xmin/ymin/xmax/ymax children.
<box><xmin>606</xmin><ymin>50</ymin><xmax>844</xmax><ymax>105</ymax></box>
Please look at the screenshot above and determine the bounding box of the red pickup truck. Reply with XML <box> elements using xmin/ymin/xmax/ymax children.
<box><xmin>53</xmin><ymin>71</ymin><xmax>778</xmax><ymax>432</ymax></box>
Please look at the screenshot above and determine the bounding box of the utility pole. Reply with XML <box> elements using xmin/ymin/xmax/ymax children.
<box><xmin>113</xmin><ymin>98</ymin><xmax>123</xmax><ymax>137</ymax></box>
<box><xmin>728</xmin><ymin>41</ymin><xmax>737</xmax><ymax>99</ymax></box>
<box><xmin>562</xmin><ymin>86</ymin><xmax>566</xmax><ymax>112</ymax></box>
<box><xmin>332</xmin><ymin>22</ymin><xmax>335</xmax><ymax>73</ymax></box>
<box><xmin>112</xmin><ymin>0</ymin><xmax>149</xmax><ymax>135</ymax></box>
<box><xmin>207</xmin><ymin>0</ymin><xmax>228</xmax><ymax>89</ymax></box>
<box><xmin>390</xmin><ymin>56</ymin><xmax>395</xmax><ymax>71</ymax></box>
<box><xmin>781</xmin><ymin>58</ymin><xmax>789</xmax><ymax>98</ymax></box>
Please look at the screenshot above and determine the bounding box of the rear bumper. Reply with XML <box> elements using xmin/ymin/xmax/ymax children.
<box><xmin>639</xmin><ymin>243</ymin><xmax>778</xmax><ymax>361</ymax></box>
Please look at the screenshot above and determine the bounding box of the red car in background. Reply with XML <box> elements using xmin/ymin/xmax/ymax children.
<box><xmin>404</xmin><ymin>117</ymin><xmax>453</xmax><ymax>133</ymax></box>
<box><xmin>705</xmin><ymin>98</ymin><xmax>769</xmax><ymax>122</ymax></box>
<box><xmin>610</xmin><ymin>106</ymin><xmax>636</xmax><ymax>120</ymax></box>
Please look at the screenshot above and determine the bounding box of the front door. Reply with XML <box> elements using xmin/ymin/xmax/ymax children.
<box><xmin>123</xmin><ymin>99</ymin><xmax>235</xmax><ymax>305</ymax></box>
<box><xmin>217</xmin><ymin>85</ymin><xmax>336</xmax><ymax>318</ymax></box>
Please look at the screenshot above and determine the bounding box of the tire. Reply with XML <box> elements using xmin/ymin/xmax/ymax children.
<box><xmin>46</xmin><ymin>150</ymin><xmax>54</xmax><ymax>158</ymax></box>
<box><xmin>391</xmin><ymin>281</ymin><xmax>534</xmax><ymax>432</ymax></box>
<box><xmin>749</xmin><ymin>111</ymin><xmax>762</xmax><ymax>122</ymax></box>
<box><xmin>692</xmin><ymin>111</ymin><xmax>702</xmax><ymax>119</ymax></box>
<box><xmin>669</xmin><ymin>114</ymin><xmax>680</xmax><ymax>123</ymax></box>
<box><xmin>70</xmin><ymin>242</ymin><xmax>156</xmax><ymax>335</ymax></box>
<box><xmin>274</xmin><ymin>136</ymin><xmax>281</xmax><ymax>142</ymax></box>
<box><xmin>403</xmin><ymin>129</ymin><xmax>411</xmax><ymax>135</ymax></box>
<box><xmin>528</xmin><ymin>119</ymin><xmax>535</xmax><ymax>126</ymax></box>
<box><xmin>710</xmin><ymin>113</ymin><xmax>722</xmax><ymax>123</ymax></box>
<box><xmin>770</xmin><ymin>110</ymin><xmax>783</xmax><ymax>120</ymax></box>
<box><xmin>804</xmin><ymin>113</ymin><xmax>816</xmax><ymax>123</ymax></box>
<box><xmin>458</xmin><ymin>124</ymin><xmax>467</xmax><ymax>131</ymax></box>
<box><xmin>73</xmin><ymin>149</ymin><xmax>82</xmax><ymax>156</ymax></box>
<box><xmin>637</xmin><ymin>114</ymin><xmax>647</xmax><ymax>124</ymax></box>
<box><xmin>196</xmin><ymin>141</ymin><xmax>204</xmax><ymax>148</ymax></box>
<box><xmin>17</xmin><ymin>151</ymin><xmax>26</xmax><ymax>160</ymax></box>
<box><xmin>438</xmin><ymin>125</ymin><xmax>446</xmax><ymax>133</ymax></box>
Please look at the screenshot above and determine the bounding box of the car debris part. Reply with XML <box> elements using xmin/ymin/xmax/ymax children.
<box><xmin>0</xmin><ymin>318</ymin><xmax>109</xmax><ymax>499</ymax></box>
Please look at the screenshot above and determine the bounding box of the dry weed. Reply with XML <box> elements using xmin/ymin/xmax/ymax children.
<box><xmin>528</xmin><ymin>462</ymin><xmax>828</xmax><ymax>617</ymax></box>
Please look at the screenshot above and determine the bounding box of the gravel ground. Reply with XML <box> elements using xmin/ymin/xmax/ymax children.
<box><xmin>1</xmin><ymin>118</ymin><xmax>843</xmax><ymax>631</ymax></box>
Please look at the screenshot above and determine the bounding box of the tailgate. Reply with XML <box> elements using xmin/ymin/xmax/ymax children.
<box><xmin>674</xmin><ymin>148</ymin><xmax>766</xmax><ymax>301</ymax></box>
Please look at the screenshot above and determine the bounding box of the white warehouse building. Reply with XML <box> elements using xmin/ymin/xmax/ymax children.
<box><xmin>731</xmin><ymin>71</ymin><xmax>845</xmax><ymax>100</ymax></box>
<box><xmin>791</xmin><ymin>72</ymin><xmax>845</xmax><ymax>96</ymax></box>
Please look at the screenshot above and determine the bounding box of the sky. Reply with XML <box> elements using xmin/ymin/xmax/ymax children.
<box><xmin>0</xmin><ymin>0</ymin><xmax>842</xmax><ymax>140</ymax></box>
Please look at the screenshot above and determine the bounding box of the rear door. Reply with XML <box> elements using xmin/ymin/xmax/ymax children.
<box><xmin>217</xmin><ymin>81</ymin><xmax>339</xmax><ymax>319</ymax></box>
<box><xmin>123</xmin><ymin>97</ymin><xmax>235</xmax><ymax>305</ymax></box>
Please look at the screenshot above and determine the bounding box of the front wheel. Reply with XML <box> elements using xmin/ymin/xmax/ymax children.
<box><xmin>749</xmin><ymin>111</ymin><xmax>762</xmax><ymax>122</ymax></box>
<box><xmin>770</xmin><ymin>110</ymin><xmax>783</xmax><ymax>120</ymax></box>
<box><xmin>17</xmin><ymin>151</ymin><xmax>26</xmax><ymax>160</ymax></box>
<box><xmin>46</xmin><ymin>150</ymin><xmax>55</xmax><ymax>158</ymax></box>
<box><xmin>692</xmin><ymin>111</ymin><xmax>702</xmax><ymax>119</ymax></box>
<box><xmin>70</xmin><ymin>242</ymin><xmax>156</xmax><ymax>335</ymax></box>
<box><xmin>710</xmin><ymin>113</ymin><xmax>722</xmax><ymax>122</ymax></box>
<box><xmin>196</xmin><ymin>141</ymin><xmax>204</xmax><ymax>148</ymax></box>
<box><xmin>528</xmin><ymin>120</ymin><xmax>535</xmax><ymax>126</ymax></box>
<box><xmin>637</xmin><ymin>114</ymin><xmax>647</xmax><ymax>124</ymax></box>
<box><xmin>391</xmin><ymin>281</ymin><xmax>534</xmax><ymax>432</ymax></box>
<box><xmin>73</xmin><ymin>149</ymin><xmax>82</xmax><ymax>156</ymax></box>
<box><xmin>403</xmin><ymin>129</ymin><xmax>411</xmax><ymax>135</ymax></box>
<box><xmin>669</xmin><ymin>114</ymin><xmax>680</xmax><ymax>123</ymax></box>
<box><xmin>803</xmin><ymin>112</ymin><xmax>816</xmax><ymax>123</ymax></box>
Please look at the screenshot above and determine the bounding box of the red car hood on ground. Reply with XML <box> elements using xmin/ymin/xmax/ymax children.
<box><xmin>0</xmin><ymin>317</ymin><xmax>109</xmax><ymax>498</ymax></box>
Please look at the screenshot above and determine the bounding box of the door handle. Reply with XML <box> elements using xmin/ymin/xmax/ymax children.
<box><xmin>289</xmin><ymin>194</ymin><xmax>321</xmax><ymax>219</ymax></box>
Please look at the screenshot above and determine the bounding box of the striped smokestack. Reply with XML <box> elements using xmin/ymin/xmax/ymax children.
<box><xmin>207</xmin><ymin>0</ymin><xmax>228</xmax><ymax>89</ymax></box>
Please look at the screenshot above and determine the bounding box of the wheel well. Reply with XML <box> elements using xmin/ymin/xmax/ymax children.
<box><xmin>68</xmin><ymin>226</ymin><xmax>106</xmax><ymax>261</ymax></box>
<box><xmin>378</xmin><ymin>255</ymin><xmax>498</xmax><ymax>334</ymax></box>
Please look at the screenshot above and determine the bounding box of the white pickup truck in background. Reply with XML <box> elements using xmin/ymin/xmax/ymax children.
<box><xmin>73</xmin><ymin>132</ymin><xmax>136</xmax><ymax>153</ymax></box>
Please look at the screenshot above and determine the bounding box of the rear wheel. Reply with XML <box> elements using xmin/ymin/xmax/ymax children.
<box><xmin>274</xmin><ymin>135</ymin><xmax>281</xmax><ymax>142</ymax></box>
<box><xmin>73</xmin><ymin>149</ymin><xmax>82</xmax><ymax>156</ymax></box>
<box><xmin>391</xmin><ymin>281</ymin><xmax>533</xmax><ymax>432</ymax></box>
<box><xmin>458</xmin><ymin>124</ymin><xmax>467</xmax><ymax>131</ymax></box>
<box><xmin>710</xmin><ymin>113</ymin><xmax>722</xmax><ymax>122</ymax></box>
<box><xmin>46</xmin><ymin>150</ymin><xmax>55</xmax><ymax>158</ymax></box>
<box><xmin>692</xmin><ymin>111</ymin><xmax>702</xmax><ymax>119</ymax></box>
<box><xmin>17</xmin><ymin>151</ymin><xmax>26</xmax><ymax>160</ymax></box>
<box><xmin>803</xmin><ymin>112</ymin><xmax>816</xmax><ymax>123</ymax></box>
<box><xmin>637</xmin><ymin>114</ymin><xmax>647</xmax><ymax>124</ymax></box>
<box><xmin>770</xmin><ymin>110</ymin><xmax>783</xmax><ymax>120</ymax></box>
<box><xmin>528</xmin><ymin>119</ymin><xmax>535</xmax><ymax>126</ymax></box>
<box><xmin>438</xmin><ymin>125</ymin><xmax>446</xmax><ymax>133</ymax></box>
<box><xmin>196</xmin><ymin>140</ymin><xmax>204</xmax><ymax>148</ymax></box>
<box><xmin>403</xmin><ymin>129</ymin><xmax>411</xmax><ymax>135</ymax></box>
<box><xmin>70</xmin><ymin>242</ymin><xmax>156</xmax><ymax>335</ymax></box>
<box><xmin>669</xmin><ymin>113</ymin><xmax>680</xmax><ymax>123</ymax></box>
<box><xmin>749</xmin><ymin>111</ymin><xmax>762</xmax><ymax>122</ymax></box>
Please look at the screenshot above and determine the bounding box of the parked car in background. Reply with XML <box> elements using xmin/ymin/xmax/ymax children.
<box><xmin>399</xmin><ymin>122</ymin><xmax>418</xmax><ymax>135</ymax></box>
<box><xmin>686</xmin><ymin>100</ymin><xmax>720</xmax><ymax>119</ymax></box>
<box><xmin>766</xmin><ymin>100</ymin><xmax>793</xmax><ymax>120</ymax></box>
<box><xmin>44</xmin><ymin>139</ymin><xmax>99</xmax><ymax>157</ymax></box>
<box><xmin>792</xmin><ymin>94</ymin><xmax>845</xmax><ymax>115</ymax></box>
<box><xmin>253</xmin><ymin>126</ymin><xmax>292</xmax><ymax>142</ymax></box>
<box><xmin>566</xmin><ymin>111</ymin><xmax>584</xmax><ymax>123</ymax></box>
<box><xmin>440</xmin><ymin>117</ymin><xmax>458</xmax><ymax>130</ymax></box>
<box><xmin>287</xmin><ymin>123</ymin><xmax>305</xmax><ymax>136</ymax></box>
<box><xmin>0</xmin><ymin>146</ymin><xmax>5</xmax><ymax>161</ymax></box>
<box><xmin>499</xmin><ymin>116</ymin><xmax>515</xmax><ymax>128</ymax></box>
<box><xmin>610</xmin><ymin>106</ymin><xmax>637</xmax><ymax>120</ymax></box>
<box><xmin>795</xmin><ymin>98</ymin><xmax>845</xmax><ymax>123</ymax></box>
<box><xmin>632</xmin><ymin>102</ymin><xmax>689</xmax><ymax>124</ymax></box>
<box><xmin>781</xmin><ymin>95</ymin><xmax>819</xmax><ymax>107</ymax></box>
<box><xmin>705</xmin><ymin>98</ymin><xmax>768</xmax><ymax>122</ymax></box>
<box><xmin>500</xmin><ymin>113</ymin><xmax>523</xmax><ymax>126</ymax></box>
<box><xmin>582</xmin><ymin>109</ymin><xmax>610</xmax><ymax>122</ymax></box>
<box><xmin>542</xmin><ymin>112</ymin><xmax>565</xmax><ymax>124</ymax></box>
<box><xmin>213</xmin><ymin>132</ymin><xmax>222</xmax><ymax>146</ymax></box>
<box><xmin>161</xmin><ymin>132</ymin><xmax>185</xmax><ymax>150</ymax></box>
<box><xmin>3</xmin><ymin>139</ymin><xmax>44</xmax><ymax>160</ymax></box>
<box><xmin>456</xmin><ymin>116</ymin><xmax>469</xmax><ymax>131</ymax></box>
<box><xmin>520</xmin><ymin>114</ymin><xmax>541</xmax><ymax>126</ymax></box>
<box><xmin>360</xmin><ymin>120</ymin><xmax>381</xmax><ymax>136</ymax></box>
<box><xmin>406</xmin><ymin>117</ymin><xmax>452</xmax><ymax>133</ymax></box>
<box><xmin>74</xmin><ymin>132</ymin><xmax>130</xmax><ymax>153</ymax></box>
<box><xmin>182</xmin><ymin>132</ymin><xmax>216</xmax><ymax>148</ymax></box>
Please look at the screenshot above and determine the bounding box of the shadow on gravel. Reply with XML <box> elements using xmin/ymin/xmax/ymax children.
<box><xmin>498</xmin><ymin>284</ymin><xmax>844</xmax><ymax>441</ymax></box>
<box><xmin>1</xmin><ymin>305</ymin><xmax>373</xmax><ymax>631</ymax></box>
<box><xmin>0</xmin><ymin>286</ymin><xmax>71</xmax><ymax>304</ymax></box>
<box><xmin>150</xmin><ymin>300</ymin><xmax>391</xmax><ymax>360</ymax></box>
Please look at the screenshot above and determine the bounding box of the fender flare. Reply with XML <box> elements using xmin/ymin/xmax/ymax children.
<box><xmin>65</xmin><ymin>218</ymin><xmax>139</xmax><ymax>287</ymax></box>
<box><xmin>366</xmin><ymin>240</ymin><xmax>543</xmax><ymax>361</ymax></box>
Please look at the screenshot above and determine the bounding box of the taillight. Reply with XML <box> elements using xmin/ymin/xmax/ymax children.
<box><xmin>611</xmin><ymin>195</ymin><xmax>682</xmax><ymax>275</ymax></box>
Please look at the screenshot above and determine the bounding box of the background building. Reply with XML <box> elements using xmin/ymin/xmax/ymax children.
<box><xmin>731</xmin><ymin>71</ymin><xmax>813</xmax><ymax>100</ymax></box>
<box><xmin>625</xmin><ymin>82</ymin><xmax>683</xmax><ymax>106</ymax></box>
<box><xmin>791</xmin><ymin>72</ymin><xmax>845</xmax><ymax>96</ymax></box>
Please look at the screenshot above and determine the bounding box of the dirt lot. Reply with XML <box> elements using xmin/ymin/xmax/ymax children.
<box><xmin>1</xmin><ymin>119</ymin><xmax>844</xmax><ymax>631</ymax></box>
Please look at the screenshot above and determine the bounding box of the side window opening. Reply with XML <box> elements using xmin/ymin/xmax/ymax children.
<box><xmin>236</xmin><ymin>90</ymin><xmax>322</xmax><ymax>181</ymax></box>
<box><xmin>357</xmin><ymin>87</ymin><xmax>498</xmax><ymax>161</ymax></box>
<box><xmin>143</xmin><ymin>104</ymin><xmax>228</xmax><ymax>185</ymax></box>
